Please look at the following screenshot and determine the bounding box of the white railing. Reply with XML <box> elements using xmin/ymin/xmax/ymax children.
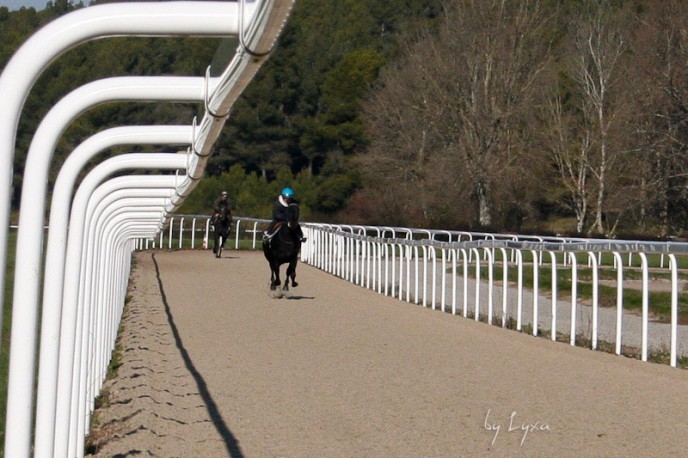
<box><xmin>141</xmin><ymin>216</ymin><xmax>687</xmax><ymax>370</ymax></box>
<box><xmin>144</xmin><ymin>214</ymin><xmax>271</xmax><ymax>251</ymax></box>
<box><xmin>1</xmin><ymin>2</ymin><xmax>296</xmax><ymax>457</ymax></box>
<box><xmin>297</xmin><ymin>224</ymin><xmax>688</xmax><ymax>368</ymax></box>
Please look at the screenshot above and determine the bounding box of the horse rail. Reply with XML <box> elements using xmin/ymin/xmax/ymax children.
<box><xmin>308</xmin><ymin>226</ymin><xmax>688</xmax><ymax>255</ymax></box>
<box><xmin>149</xmin><ymin>215</ymin><xmax>273</xmax><ymax>251</ymax></box>
<box><xmin>153</xmin><ymin>217</ymin><xmax>688</xmax><ymax>252</ymax></box>
<box><xmin>303</xmin><ymin>221</ymin><xmax>688</xmax><ymax>250</ymax></box>
<box><xmin>304</xmin><ymin>224</ymin><xmax>687</xmax><ymax>367</ymax></box>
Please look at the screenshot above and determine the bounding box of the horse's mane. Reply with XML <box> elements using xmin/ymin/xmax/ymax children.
<box><xmin>218</xmin><ymin>205</ymin><xmax>232</xmax><ymax>220</ymax></box>
<box><xmin>286</xmin><ymin>203</ymin><xmax>300</xmax><ymax>224</ymax></box>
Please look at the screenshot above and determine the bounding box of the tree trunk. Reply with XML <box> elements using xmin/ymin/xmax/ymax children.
<box><xmin>477</xmin><ymin>180</ymin><xmax>492</xmax><ymax>227</ymax></box>
<box><xmin>592</xmin><ymin>141</ymin><xmax>607</xmax><ymax>235</ymax></box>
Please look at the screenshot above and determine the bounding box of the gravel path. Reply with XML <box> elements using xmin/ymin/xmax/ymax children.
<box><xmin>89</xmin><ymin>250</ymin><xmax>688</xmax><ymax>457</ymax></box>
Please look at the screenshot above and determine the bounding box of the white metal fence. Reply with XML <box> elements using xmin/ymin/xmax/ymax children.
<box><xmin>144</xmin><ymin>215</ymin><xmax>688</xmax><ymax>371</ymax></box>
<box><xmin>1</xmin><ymin>2</ymin><xmax>296</xmax><ymax>457</ymax></box>
<box><xmin>301</xmin><ymin>224</ymin><xmax>688</xmax><ymax>366</ymax></box>
<box><xmin>2</xmin><ymin>1</ymin><xmax>686</xmax><ymax>457</ymax></box>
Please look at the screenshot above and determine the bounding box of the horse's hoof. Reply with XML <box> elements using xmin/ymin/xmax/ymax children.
<box><xmin>270</xmin><ymin>285</ymin><xmax>276</xmax><ymax>291</ymax></box>
<box><xmin>292</xmin><ymin>281</ymin><xmax>298</xmax><ymax>287</ymax></box>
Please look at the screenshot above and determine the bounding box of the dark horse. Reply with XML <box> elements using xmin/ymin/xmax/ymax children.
<box><xmin>212</xmin><ymin>206</ymin><xmax>232</xmax><ymax>258</ymax></box>
<box><xmin>263</xmin><ymin>203</ymin><xmax>302</xmax><ymax>291</ymax></box>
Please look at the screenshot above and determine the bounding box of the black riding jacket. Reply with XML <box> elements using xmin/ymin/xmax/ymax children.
<box><xmin>272</xmin><ymin>195</ymin><xmax>297</xmax><ymax>222</ymax></box>
<box><xmin>213</xmin><ymin>196</ymin><xmax>231</xmax><ymax>214</ymax></box>
<box><xmin>269</xmin><ymin>196</ymin><xmax>303</xmax><ymax>239</ymax></box>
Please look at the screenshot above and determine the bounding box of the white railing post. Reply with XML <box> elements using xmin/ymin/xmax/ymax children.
<box><xmin>570</xmin><ymin>252</ymin><xmax>578</xmax><ymax>346</ymax></box>
<box><xmin>669</xmin><ymin>254</ymin><xmax>678</xmax><ymax>367</ymax></box>
<box><xmin>639</xmin><ymin>252</ymin><xmax>649</xmax><ymax>361</ymax></box>
<box><xmin>548</xmin><ymin>251</ymin><xmax>557</xmax><ymax>341</ymax></box>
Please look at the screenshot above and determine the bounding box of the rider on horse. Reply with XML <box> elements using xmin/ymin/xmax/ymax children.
<box><xmin>211</xmin><ymin>191</ymin><xmax>231</xmax><ymax>225</ymax></box>
<box><xmin>264</xmin><ymin>187</ymin><xmax>306</xmax><ymax>242</ymax></box>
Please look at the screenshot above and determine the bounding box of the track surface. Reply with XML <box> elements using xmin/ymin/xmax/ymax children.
<box><xmin>91</xmin><ymin>250</ymin><xmax>688</xmax><ymax>457</ymax></box>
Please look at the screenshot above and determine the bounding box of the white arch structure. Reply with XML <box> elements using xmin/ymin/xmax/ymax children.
<box><xmin>0</xmin><ymin>1</ymin><xmax>296</xmax><ymax>456</ymax></box>
<box><xmin>58</xmin><ymin>153</ymin><xmax>188</xmax><ymax>457</ymax></box>
<box><xmin>37</xmin><ymin>125</ymin><xmax>192</xmax><ymax>456</ymax></box>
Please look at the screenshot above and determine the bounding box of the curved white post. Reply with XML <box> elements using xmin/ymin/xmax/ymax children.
<box><xmin>34</xmin><ymin>125</ymin><xmax>191</xmax><ymax>456</ymax></box>
<box><xmin>89</xmin><ymin>189</ymin><xmax>175</xmax><ymax>377</ymax></box>
<box><xmin>414</xmin><ymin>246</ymin><xmax>420</xmax><ymax>304</ymax></box>
<box><xmin>548</xmin><ymin>251</ymin><xmax>558</xmax><ymax>341</ymax></box>
<box><xmin>7</xmin><ymin>78</ymin><xmax>202</xmax><ymax>458</ymax></box>
<box><xmin>639</xmin><ymin>252</ymin><xmax>649</xmax><ymax>361</ymax></box>
<box><xmin>54</xmin><ymin>153</ymin><xmax>186</xmax><ymax>457</ymax></box>
<box><xmin>430</xmin><ymin>246</ymin><xmax>437</xmax><ymax>310</ymax></box>
<box><xmin>440</xmin><ymin>248</ymin><xmax>447</xmax><ymax>312</ymax></box>
<box><xmin>516</xmin><ymin>250</ymin><xmax>523</xmax><ymax>330</ymax></box>
<box><xmin>43</xmin><ymin>175</ymin><xmax>176</xmax><ymax>456</ymax></box>
<box><xmin>0</xmin><ymin>2</ymin><xmax>244</xmax><ymax>372</ymax></box>
<box><xmin>451</xmin><ymin>249</ymin><xmax>457</xmax><ymax>315</ymax></box>
<box><xmin>5</xmin><ymin>1</ymin><xmax>298</xmax><ymax>447</ymax></box>
<box><xmin>499</xmin><ymin>248</ymin><xmax>508</xmax><ymax>328</ymax></box>
<box><xmin>79</xmin><ymin>203</ymin><xmax>170</xmax><ymax>450</ymax></box>
<box><xmin>570</xmin><ymin>253</ymin><xmax>578</xmax><ymax>346</ymax></box>
<box><xmin>472</xmin><ymin>248</ymin><xmax>481</xmax><ymax>321</ymax></box>
<box><xmin>669</xmin><ymin>254</ymin><xmax>678</xmax><ymax>367</ymax></box>
<box><xmin>531</xmin><ymin>250</ymin><xmax>539</xmax><ymax>336</ymax></box>
<box><xmin>399</xmin><ymin>243</ymin><xmax>406</xmax><ymax>299</ymax></box>
<box><xmin>484</xmin><ymin>248</ymin><xmax>494</xmax><ymax>325</ymax></box>
<box><xmin>461</xmin><ymin>249</ymin><xmax>468</xmax><ymax>318</ymax></box>
<box><xmin>612</xmin><ymin>252</ymin><xmax>624</xmax><ymax>355</ymax></box>
<box><xmin>588</xmin><ymin>251</ymin><xmax>599</xmax><ymax>350</ymax></box>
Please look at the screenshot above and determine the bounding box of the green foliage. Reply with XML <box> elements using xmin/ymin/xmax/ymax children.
<box><xmin>1</xmin><ymin>0</ymin><xmax>441</xmax><ymax>220</ymax></box>
<box><xmin>178</xmin><ymin>160</ymin><xmax>362</xmax><ymax>222</ymax></box>
<box><xmin>0</xmin><ymin>232</ymin><xmax>16</xmax><ymax>453</ymax></box>
<box><xmin>5</xmin><ymin>0</ymin><xmax>684</xmax><ymax>235</ymax></box>
<box><xmin>219</xmin><ymin>0</ymin><xmax>441</xmax><ymax>177</ymax></box>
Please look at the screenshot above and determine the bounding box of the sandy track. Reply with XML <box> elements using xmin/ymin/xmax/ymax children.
<box><xmin>90</xmin><ymin>250</ymin><xmax>688</xmax><ymax>457</ymax></box>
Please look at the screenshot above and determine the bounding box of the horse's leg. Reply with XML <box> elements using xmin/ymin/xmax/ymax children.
<box><xmin>286</xmin><ymin>258</ymin><xmax>298</xmax><ymax>288</ymax></box>
<box><xmin>270</xmin><ymin>262</ymin><xmax>281</xmax><ymax>290</ymax></box>
<box><xmin>217</xmin><ymin>235</ymin><xmax>223</xmax><ymax>258</ymax></box>
<box><xmin>283</xmin><ymin>263</ymin><xmax>291</xmax><ymax>291</ymax></box>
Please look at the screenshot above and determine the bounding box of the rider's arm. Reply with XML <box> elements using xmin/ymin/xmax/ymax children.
<box><xmin>273</xmin><ymin>201</ymin><xmax>287</xmax><ymax>221</ymax></box>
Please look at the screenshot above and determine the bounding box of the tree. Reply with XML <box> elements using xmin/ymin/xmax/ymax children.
<box><xmin>568</xmin><ymin>0</ymin><xmax>629</xmax><ymax>235</ymax></box>
<box><xmin>630</xmin><ymin>0</ymin><xmax>688</xmax><ymax>236</ymax></box>
<box><xmin>360</xmin><ymin>0</ymin><xmax>553</xmax><ymax>229</ymax></box>
<box><xmin>544</xmin><ymin>94</ymin><xmax>591</xmax><ymax>233</ymax></box>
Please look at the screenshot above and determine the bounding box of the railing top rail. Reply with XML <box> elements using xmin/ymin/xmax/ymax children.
<box><xmin>303</xmin><ymin>224</ymin><xmax>688</xmax><ymax>255</ymax></box>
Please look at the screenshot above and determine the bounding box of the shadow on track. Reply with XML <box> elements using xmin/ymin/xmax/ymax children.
<box><xmin>152</xmin><ymin>253</ymin><xmax>243</xmax><ymax>458</ymax></box>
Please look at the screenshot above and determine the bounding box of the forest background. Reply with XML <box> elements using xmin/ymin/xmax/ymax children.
<box><xmin>2</xmin><ymin>0</ymin><xmax>688</xmax><ymax>239</ymax></box>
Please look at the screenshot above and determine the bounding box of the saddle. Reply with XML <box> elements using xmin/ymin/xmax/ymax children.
<box><xmin>211</xmin><ymin>208</ymin><xmax>231</xmax><ymax>227</ymax></box>
<box><xmin>263</xmin><ymin>222</ymin><xmax>285</xmax><ymax>242</ymax></box>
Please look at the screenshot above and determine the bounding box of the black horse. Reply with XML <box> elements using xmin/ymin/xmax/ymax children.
<box><xmin>212</xmin><ymin>206</ymin><xmax>232</xmax><ymax>258</ymax></box>
<box><xmin>263</xmin><ymin>203</ymin><xmax>302</xmax><ymax>291</ymax></box>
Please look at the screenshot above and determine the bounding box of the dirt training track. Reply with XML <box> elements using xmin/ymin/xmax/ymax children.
<box><xmin>90</xmin><ymin>250</ymin><xmax>688</xmax><ymax>457</ymax></box>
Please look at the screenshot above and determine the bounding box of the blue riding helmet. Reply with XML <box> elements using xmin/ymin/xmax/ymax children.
<box><xmin>281</xmin><ymin>187</ymin><xmax>295</xmax><ymax>199</ymax></box>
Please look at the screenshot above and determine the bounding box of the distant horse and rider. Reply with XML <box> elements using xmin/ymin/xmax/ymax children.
<box><xmin>262</xmin><ymin>187</ymin><xmax>306</xmax><ymax>292</ymax></box>
<box><xmin>211</xmin><ymin>191</ymin><xmax>233</xmax><ymax>258</ymax></box>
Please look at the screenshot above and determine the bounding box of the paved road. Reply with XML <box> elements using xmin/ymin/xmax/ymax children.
<box><xmin>90</xmin><ymin>250</ymin><xmax>688</xmax><ymax>457</ymax></box>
